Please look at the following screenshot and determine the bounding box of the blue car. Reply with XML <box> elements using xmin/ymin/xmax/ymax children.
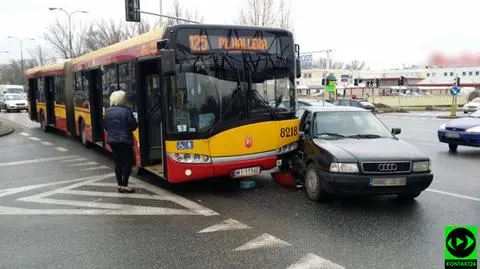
<box><xmin>438</xmin><ymin>110</ymin><xmax>480</xmax><ymax>151</ymax></box>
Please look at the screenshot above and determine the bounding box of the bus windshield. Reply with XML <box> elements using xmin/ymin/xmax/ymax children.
<box><xmin>169</xmin><ymin>27</ymin><xmax>295</xmax><ymax>134</ymax></box>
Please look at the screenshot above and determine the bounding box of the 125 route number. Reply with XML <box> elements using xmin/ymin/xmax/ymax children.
<box><xmin>280</xmin><ymin>127</ymin><xmax>298</xmax><ymax>137</ymax></box>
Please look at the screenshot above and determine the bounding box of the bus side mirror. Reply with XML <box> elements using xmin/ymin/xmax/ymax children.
<box><xmin>161</xmin><ymin>49</ymin><xmax>176</xmax><ymax>76</ymax></box>
<box><xmin>296</xmin><ymin>58</ymin><xmax>302</xmax><ymax>78</ymax></box>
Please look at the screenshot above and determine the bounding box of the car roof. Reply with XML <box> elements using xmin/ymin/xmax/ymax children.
<box><xmin>303</xmin><ymin>105</ymin><xmax>367</xmax><ymax>113</ymax></box>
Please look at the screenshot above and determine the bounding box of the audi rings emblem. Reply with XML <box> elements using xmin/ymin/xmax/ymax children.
<box><xmin>378</xmin><ymin>163</ymin><xmax>398</xmax><ymax>171</ymax></box>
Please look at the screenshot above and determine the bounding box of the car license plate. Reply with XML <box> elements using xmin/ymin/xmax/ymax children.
<box><xmin>231</xmin><ymin>167</ymin><xmax>261</xmax><ymax>178</ymax></box>
<box><xmin>445</xmin><ymin>132</ymin><xmax>460</xmax><ymax>138</ymax></box>
<box><xmin>369</xmin><ymin>177</ymin><xmax>406</xmax><ymax>187</ymax></box>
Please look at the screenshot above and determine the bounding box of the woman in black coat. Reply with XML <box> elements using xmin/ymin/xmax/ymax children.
<box><xmin>104</xmin><ymin>90</ymin><xmax>138</xmax><ymax>193</ymax></box>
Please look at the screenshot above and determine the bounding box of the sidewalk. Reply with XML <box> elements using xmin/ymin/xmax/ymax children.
<box><xmin>0</xmin><ymin>121</ymin><xmax>14</xmax><ymax>137</ymax></box>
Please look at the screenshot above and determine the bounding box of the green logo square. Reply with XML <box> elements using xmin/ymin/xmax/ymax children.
<box><xmin>444</xmin><ymin>226</ymin><xmax>478</xmax><ymax>260</ymax></box>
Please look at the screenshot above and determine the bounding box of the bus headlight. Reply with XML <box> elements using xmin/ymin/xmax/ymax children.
<box><xmin>167</xmin><ymin>153</ymin><xmax>212</xmax><ymax>164</ymax></box>
<box><xmin>277</xmin><ymin>142</ymin><xmax>298</xmax><ymax>154</ymax></box>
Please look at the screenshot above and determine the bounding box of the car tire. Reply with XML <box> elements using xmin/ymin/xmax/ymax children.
<box><xmin>304</xmin><ymin>163</ymin><xmax>329</xmax><ymax>202</ymax></box>
<box><xmin>397</xmin><ymin>192</ymin><xmax>421</xmax><ymax>200</ymax></box>
<box><xmin>448</xmin><ymin>144</ymin><xmax>458</xmax><ymax>152</ymax></box>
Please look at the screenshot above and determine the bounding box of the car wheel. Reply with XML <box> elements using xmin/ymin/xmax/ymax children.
<box><xmin>397</xmin><ymin>192</ymin><xmax>421</xmax><ymax>200</ymax></box>
<box><xmin>304</xmin><ymin>163</ymin><xmax>329</xmax><ymax>202</ymax></box>
<box><xmin>448</xmin><ymin>144</ymin><xmax>458</xmax><ymax>152</ymax></box>
<box><xmin>80</xmin><ymin>121</ymin><xmax>91</xmax><ymax>148</ymax></box>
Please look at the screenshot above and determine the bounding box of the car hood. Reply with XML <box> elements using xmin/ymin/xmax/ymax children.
<box><xmin>445</xmin><ymin>117</ymin><xmax>480</xmax><ymax>129</ymax></box>
<box><xmin>313</xmin><ymin>138</ymin><xmax>427</xmax><ymax>161</ymax></box>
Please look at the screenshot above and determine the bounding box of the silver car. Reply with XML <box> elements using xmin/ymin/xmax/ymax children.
<box><xmin>0</xmin><ymin>94</ymin><xmax>29</xmax><ymax>112</ymax></box>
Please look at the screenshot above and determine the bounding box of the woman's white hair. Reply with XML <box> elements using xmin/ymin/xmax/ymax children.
<box><xmin>110</xmin><ymin>90</ymin><xmax>126</xmax><ymax>106</ymax></box>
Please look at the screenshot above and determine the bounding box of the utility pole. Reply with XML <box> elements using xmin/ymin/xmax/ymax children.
<box><xmin>7</xmin><ymin>36</ymin><xmax>34</xmax><ymax>84</ymax></box>
<box><xmin>49</xmin><ymin>7</ymin><xmax>89</xmax><ymax>58</ymax></box>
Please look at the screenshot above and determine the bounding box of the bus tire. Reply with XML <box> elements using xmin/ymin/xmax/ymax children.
<box><xmin>79</xmin><ymin>121</ymin><xmax>91</xmax><ymax>148</ymax></box>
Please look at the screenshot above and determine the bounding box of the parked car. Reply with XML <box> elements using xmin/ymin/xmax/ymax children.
<box><xmin>334</xmin><ymin>98</ymin><xmax>375</xmax><ymax>112</ymax></box>
<box><xmin>437</xmin><ymin>110</ymin><xmax>480</xmax><ymax>152</ymax></box>
<box><xmin>291</xmin><ymin>106</ymin><xmax>433</xmax><ymax>201</ymax></box>
<box><xmin>0</xmin><ymin>93</ymin><xmax>28</xmax><ymax>112</ymax></box>
<box><xmin>462</xmin><ymin>97</ymin><xmax>480</xmax><ymax>114</ymax></box>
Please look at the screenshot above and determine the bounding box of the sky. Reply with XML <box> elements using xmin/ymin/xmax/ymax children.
<box><xmin>0</xmin><ymin>0</ymin><xmax>479</xmax><ymax>70</ymax></box>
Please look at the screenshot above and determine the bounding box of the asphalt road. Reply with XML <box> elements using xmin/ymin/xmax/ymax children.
<box><xmin>0</xmin><ymin>111</ymin><xmax>478</xmax><ymax>269</ymax></box>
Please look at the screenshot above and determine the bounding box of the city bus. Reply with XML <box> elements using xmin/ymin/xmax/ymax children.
<box><xmin>26</xmin><ymin>24</ymin><xmax>302</xmax><ymax>183</ymax></box>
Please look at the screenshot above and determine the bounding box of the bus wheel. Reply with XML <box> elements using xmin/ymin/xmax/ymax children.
<box><xmin>80</xmin><ymin>122</ymin><xmax>91</xmax><ymax>148</ymax></box>
<box><xmin>40</xmin><ymin>112</ymin><xmax>48</xmax><ymax>132</ymax></box>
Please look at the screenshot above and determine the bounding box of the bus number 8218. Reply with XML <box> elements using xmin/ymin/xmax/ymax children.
<box><xmin>280</xmin><ymin>127</ymin><xmax>298</xmax><ymax>137</ymax></box>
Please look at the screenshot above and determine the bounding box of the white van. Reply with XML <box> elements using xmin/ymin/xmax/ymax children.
<box><xmin>0</xmin><ymin>85</ymin><xmax>26</xmax><ymax>100</ymax></box>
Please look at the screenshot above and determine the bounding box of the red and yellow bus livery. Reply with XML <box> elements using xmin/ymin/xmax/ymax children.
<box><xmin>26</xmin><ymin>24</ymin><xmax>302</xmax><ymax>183</ymax></box>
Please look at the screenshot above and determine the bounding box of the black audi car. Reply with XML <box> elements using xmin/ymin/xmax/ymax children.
<box><xmin>292</xmin><ymin>106</ymin><xmax>433</xmax><ymax>201</ymax></box>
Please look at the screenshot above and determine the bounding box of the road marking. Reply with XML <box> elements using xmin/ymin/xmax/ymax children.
<box><xmin>81</xmin><ymin>165</ymin><xmax>110</xmax><ymax>171</ymax></box>
<box><xmin>55</xmin><ymin>147</ymin><xmax>68</xmax><ymax>152</ymax></box>
<box><xmin>29</xmin><ymin>137</ymin><xmax>41</xmax><ymax>141</ymax></box>
<box><xmin>0</xmin><ymin>155</ymin><xmax>78</xmax><ymax>167</ymax></box>
<box><xmin>198</xmin><ymin>218</ymin><xmax>251</xmax><ymax>233</ymax></box>
<box><xmin>40</xmin><ymin>141</ymin><xmax>53</xmax><ymax>146</ymax></box>
<box><xmin>0</xmin><ymin>175</ymin><xmax>102</xmax><ymax>198</ymax></box>
<box><xmin>19</xmin><ymin>132</ymin><xmax>30</xmax><ymax>137</ymax></box>
<box><xmin>61</xmin><ymin>157</ymin><xmax>87</xmax><ymax>163</ymax></box>
<box><xmin>1</xmin><ymin>173</ymin><xmax>219</xmax><ymax>216</ymax></box>
<box><xmin>234</xmin><ymin>233</ymin><xmax>291</xmax><ymax>251</ymax></box>
<box><xmin>286</xmin><ymin>253</ymin><xmax>345</xmax><ymax>269</ymax></box>
<box><xmin>68</xmin><ymin>161</ymin><xmax>98</xmax><ymax>167</ymax></box>
<box><xmin>427</xmin><ymin>189</ymin><xmax>480</xmax><ymax>202</ymax></box>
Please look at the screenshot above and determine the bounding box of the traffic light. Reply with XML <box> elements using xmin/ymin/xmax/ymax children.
<box><xmin>456</xmin><ymin>77</ymin><xmax>460</xmax><ymax>86</ymax></box>
<box><xmin>375</xmin><ymin>78</ymin><xmax>380</xmax><ymax>87</ymax></box>
<box><xmin>125</xmin><ymin>0</ymin><xmax>140</xmax><ymax>22</ymax></box>
<box><xmin>398</xmin><ymin>76</ymin><xmax>405</xmax><ymax>86</ymax></box>
<box><xmin>354</xmin><ymin>78</ymin><xmax>359</xmax><ymax>86</ymax></box>
<box><xmin>322</xmin><ymin>78</ymin><xmax>326</xmax><ymax>86</ymax></box>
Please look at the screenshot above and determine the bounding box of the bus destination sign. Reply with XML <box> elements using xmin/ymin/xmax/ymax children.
<box><xmin>188</xmin><ymin>34</ymin><xmax>269</xmax><ymax>52</ymax></box>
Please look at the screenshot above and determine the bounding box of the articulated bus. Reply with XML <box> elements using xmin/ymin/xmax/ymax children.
<box><xmin>26</xmin><ymin>24</ymin><xmax>302</xmax><ymax>183</ymax></box>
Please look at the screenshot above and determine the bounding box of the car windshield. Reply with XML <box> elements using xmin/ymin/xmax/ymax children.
<box><xmin>5</xmin><ymin>95</ymin><xmax>23</xmax><ymax>100</ymax></box>
<box><xmin>312</xmin><ymin>111</ymin><xmax>392</xmax><ymax>139</ymax></box>
<box><xmin>6</xmin><ymin>88</ymin><xmax>23</xmax><ymax>94</ymax></box>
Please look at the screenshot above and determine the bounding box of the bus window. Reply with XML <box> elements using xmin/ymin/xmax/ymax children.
<box><xmin>119</xmin><ymin>62</ymin><xmax>136</xmax><ymax>112</ymax></box>
<box><xmin>37</xmin><ymin>78</ymin><xmax>45</xmax><ymax>102</ymax></box>
<box><xmin>81</xmin><ymin>71</ymin><xmax>90</xmax><ymax>108</ymax></box>
<box><xmin>102</xmin><ymin>65</ymin><xmax>118</xmax><ymax>108</ymax></box>
<box><xmin>54</xmin><ymin>75</ymin><xmax>65</xmax><ymax>105</ymax></box>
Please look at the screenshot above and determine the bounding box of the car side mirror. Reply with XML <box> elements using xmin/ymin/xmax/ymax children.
<box><xmin>392</xmin><ymin>128</ymin><xmax>401</xmax><ymax>135</ymax></box>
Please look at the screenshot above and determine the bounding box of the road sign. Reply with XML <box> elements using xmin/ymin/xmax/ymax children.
<box><xmin>450</xmin><ymin>86</ymin><xmax>460</xmax><ymax>96</ymax></box>
<box><xmin>300</xmin><ymin>54</ymin><xmax>312</xmax><ymax>70</ymax></box>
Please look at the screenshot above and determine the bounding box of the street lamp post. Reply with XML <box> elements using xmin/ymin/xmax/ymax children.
<box><xmin>49</xmin><ymin>7</ymin><xmax>88</xmax><ymax>58</ymax></box>
<box><xmin>7</xmin><ymin>36</ymin><xmax>34</xmax><ymax>84</ymax></box>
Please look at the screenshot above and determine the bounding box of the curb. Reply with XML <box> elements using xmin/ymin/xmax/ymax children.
<box><xmin>0</xmin><ymin>125</ymin><xmax>15</xmax><ymax>137</ymax></box>
<box><xmin>436</xmin><ymin>115</ymin><xmax>465</xmax><ymax>119</ymax></box>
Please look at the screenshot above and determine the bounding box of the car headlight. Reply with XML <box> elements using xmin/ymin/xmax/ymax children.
<box><xmin>439</xmin><ymin>123</ymin><xmax>446</xmax><ymax>130</ymax></box>
<box><xmin>465</xmin><ymin>126</ymin><xmax>480</xmax><ymax>133</ymax></box>
<box><xmin>167</xmin><ymin>153</ymin><xmax>211</xmax><ymax>164</ymax></box>
<box><xmin>330</xmin><ymin>162</ymin><xmax>359</xmax><ymax>173</ymax></box>
<box><xmin>412</xmin><ymin>161</ymin><xmax>430</xmax><ymax>172</ymax></box>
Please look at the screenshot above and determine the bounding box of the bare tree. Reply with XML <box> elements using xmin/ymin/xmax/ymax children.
<box><xmin>84</xmin><ymin>19</ymin><xmax>128</xmax><ymax>52</ymax></box>
<box><xmin>0</xmin><ymin>59</ymin><xmax>36</xmax><ymax>85</ymax></box>
<box><xmin>28</xmin><ymin>45</ymin><xmax>53</xmax><ymax>66</ymax></box>
<box><xmin>43</xmin><ymin>19</ymin><xmax>71</xmax><ymax>59</ymax></box>
<box><xmin>237</xmin><ymin>0</ymin><xmax>293</xmax><ymax>31</ymax></box>
<box><xmin>165</xmin><ymin>0</ymin><xmax>204</xmax><ymax>26</ymax></box>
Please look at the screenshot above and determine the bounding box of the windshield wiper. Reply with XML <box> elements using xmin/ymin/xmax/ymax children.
<box><xmin>315</xmin><ymin>132</ymin><xmax>346</xmax><ymax>138</ymax></box>
<box><xmin>346</xmin><ymin>134</ymin><xmax>384</xmax><ymax>138</ymax></box>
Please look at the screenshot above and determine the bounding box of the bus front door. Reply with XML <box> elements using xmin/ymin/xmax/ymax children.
<box><xmin>136</xmin><ymin>58</ymin><xmax>165</xmax><ymax>177</ymax></box>
<box><xmin>44</xmin><ymin>76</ymin><xmax>56</xmax><ymax>126</ymax></box>
<box><xmin>87</xmin><ymin>69</ymin><xmax>104</xmax><ymax>144</ymax></box>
